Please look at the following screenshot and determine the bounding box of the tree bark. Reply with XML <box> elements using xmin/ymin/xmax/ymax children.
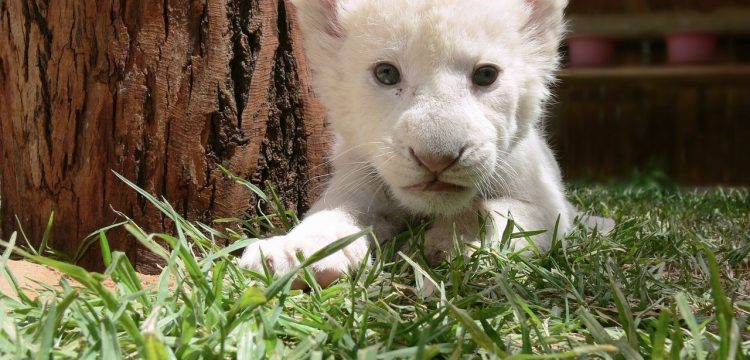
<box><xmin>0</xmin><ymin>0</ymin><xmax>330</xmax><ymax>273</ymax></box>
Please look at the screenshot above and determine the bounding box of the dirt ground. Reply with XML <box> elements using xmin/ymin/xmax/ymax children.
<box><xmin>0</xmin><ymin>260</ymin><xmax>163</xmax><ymax>299</ymax></box>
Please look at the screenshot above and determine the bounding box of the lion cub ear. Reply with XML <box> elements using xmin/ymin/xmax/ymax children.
<box><xmin>291</xmin><ymin>0</ymin><xmax>347</xmax><ymax>69</ymax></box>
<box><xmin>525</xmin><ymin>0</ymin><xmax>568</xmax><ymax>58</ymax></box>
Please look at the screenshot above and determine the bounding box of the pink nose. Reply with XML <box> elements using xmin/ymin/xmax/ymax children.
<box><xmin>410</xmin><ymin>148</ymin><xmax>460</xmax><ymax>174</ymax></box>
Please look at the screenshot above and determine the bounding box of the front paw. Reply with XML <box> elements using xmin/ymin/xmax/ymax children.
<box><xmin>422</xmin><ymin>239</ymin><xmax>454</xmax><ymax>265</ymax></box>
<box><xmin>423</xmin><ymin>213</ymin><xmax>481</xmax><ymax>264</ymax></box>
<box><xmin>239</xmin><ymin>233</ymin><xmax>369</xmax><ymax>288</ymax></box>
<box><xmin>423</xmin><ymin>228</ymin><xmax>479</xmax><ymax>265</ymax></box>
<box><xmin>239</xmin><ymin>236</ymin><xmax>300</xmax><ymax>276</ymax></box>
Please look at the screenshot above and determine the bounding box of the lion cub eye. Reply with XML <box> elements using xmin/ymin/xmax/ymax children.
<box><xmin>373</xmin><ymin>63</ymin><xmax>401</xmax><ymax>86</ymax></box>
<box><xmin>472</xmin><ymin>65</ymin><xmax>500</xmax><ymax>87</ymax></box>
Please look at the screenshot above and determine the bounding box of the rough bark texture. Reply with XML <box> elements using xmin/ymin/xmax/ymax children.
<box><xmin>0</xmin><ymin>0</ymin><xmax>330</xmax><ymax>273</ymax></box>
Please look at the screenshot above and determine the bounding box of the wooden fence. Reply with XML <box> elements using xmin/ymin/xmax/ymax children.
<box><xmin>550</xmin><ymin>67</ymin><xmax>750</xmax><ymax>185</ymax></box>
<box><xmin>549</xmin><ymin>0</ymin><xmax>750</xmax><ymax>185</ymax></box>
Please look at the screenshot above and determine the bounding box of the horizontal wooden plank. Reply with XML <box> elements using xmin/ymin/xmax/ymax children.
<box><xmin>557</xmin><ymin>65</ymin><xmax>750</xmax><ymax>84</ymax></box>
<box><xmin>568</xmin><ymin>7</ymin><xmax>750</xmax><ymax>38</ymax></box>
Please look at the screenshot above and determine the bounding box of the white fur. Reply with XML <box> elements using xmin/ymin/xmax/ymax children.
<box><xmin>240</xmin><ymin>0</ymin><xmax>572</xmax><ymax>284</ymax></box>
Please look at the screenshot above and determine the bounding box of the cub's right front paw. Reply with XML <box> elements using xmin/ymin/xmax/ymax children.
<box><xmin>238</xmin><ymin>234</ymin><xmax>369</xmax><ymax>289</ymax></box>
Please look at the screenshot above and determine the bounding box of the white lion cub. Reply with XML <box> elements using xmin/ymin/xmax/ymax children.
<box><xmin>241</xmin><ymin>0</ymin><xmax>574</xmax><ymax>286</ymax></box>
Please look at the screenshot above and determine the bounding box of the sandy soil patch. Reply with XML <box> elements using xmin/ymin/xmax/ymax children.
<box><xmin>0</xmin><ymin>260</ymin><xmax>163</xmax><ymax>299</ymax></box>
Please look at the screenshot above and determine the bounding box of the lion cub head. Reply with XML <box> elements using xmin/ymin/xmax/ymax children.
<box><xmin>293</xmin><ymin>0</ymin><xmax>567</xmax><ymax>215</ymax></box>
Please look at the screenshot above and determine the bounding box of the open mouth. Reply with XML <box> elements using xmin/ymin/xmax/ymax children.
<box><xmin>404</xmin><ymin>180</ymin><xmax>467</xmax><ymax>192</ymax></box>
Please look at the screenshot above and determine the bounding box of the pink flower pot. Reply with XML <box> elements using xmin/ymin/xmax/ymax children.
<box><xmin>567</xmin><ymin>36</ymin><xmax>615</xmax><ymax>68</ymax></box>
<box><xmin>666</xmin><ymin>32</ymin><xmax>717</xmax><ymax>65</ymax></box>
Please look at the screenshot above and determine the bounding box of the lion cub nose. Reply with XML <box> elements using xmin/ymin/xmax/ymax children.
<box><xmin>410</xmin><ymin>148</ymin><xmax>462</xmax><ymax>174</ymax></box>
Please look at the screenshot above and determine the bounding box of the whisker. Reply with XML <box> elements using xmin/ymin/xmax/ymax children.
<box><xmin>310</xmin><ymin>141</ymin><xmax>388</xmax><ymax>171</ymax></box>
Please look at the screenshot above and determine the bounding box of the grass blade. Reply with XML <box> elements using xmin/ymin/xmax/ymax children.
<box><xmin>99</xmin><ymin>231</ymin><xmax>112</xmax><ymax>268</ymax></box>
<box><xmin>676</xmin><ymin>293</ymin><xmax>705</xmax><ymax>360</ymax></box>
<box><xmin>39</xmin><ymin>211</ymin><xmax>54</xmax><ymax>256</ymax></box>
<box><xmin>650</xmin><ymin>309</ymin><xmax>670</xmax><ymax>360</ymax></box>
<box><xmin>607</xmin><ymin>268</ymin><xmax>639</xmax><ymax>350</ymax></box>
<box><xmin>447</xmin><ymin>303</ymin><xmax>507</xmax><ymax>358</ymax></box>
<box><xmin>34</xmin><ymin>300</ymin><xmax>57</xmax><ymax>360</ymax></box>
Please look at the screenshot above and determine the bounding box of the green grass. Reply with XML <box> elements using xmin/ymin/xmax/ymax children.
<box><xmin>1</xmin><ymin>173</ymin><xmax>748</xmax><ymax>359</ymax></box>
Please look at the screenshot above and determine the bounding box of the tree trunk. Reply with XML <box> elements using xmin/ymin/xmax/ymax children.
<box><xmin>0</xmin><ymin>0</ymin><xmax>330</xmax><ymax>273</ymax></box>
